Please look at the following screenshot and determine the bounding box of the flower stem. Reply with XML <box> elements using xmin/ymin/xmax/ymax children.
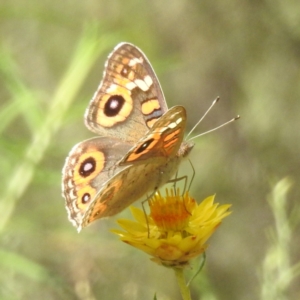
<box><xmin>174</xmin><ymin>268</ymin><xmax>192</xmax><ymax>300</ymax></box>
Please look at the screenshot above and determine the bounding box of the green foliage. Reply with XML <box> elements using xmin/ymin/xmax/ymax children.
<box><xmin>261</xmin><ymin>178</ymin><xmax>300</xmax><ymax>300</ymax></box>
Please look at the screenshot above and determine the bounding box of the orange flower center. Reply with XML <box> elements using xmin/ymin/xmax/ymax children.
<box><xmin>149</xmin><ymin>190</ymin><xmax>196</xmax><ymax>232</ymax></box>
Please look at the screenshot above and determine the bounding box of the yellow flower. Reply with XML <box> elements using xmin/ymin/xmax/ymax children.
<box><xmin>112</xmin><ymin>189</ymin><xmax>231</xmax><ymax>267</ymax></box>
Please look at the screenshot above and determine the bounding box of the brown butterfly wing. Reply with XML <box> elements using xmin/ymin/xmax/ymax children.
<box><xmin>119</xmin><ymin>106</ymin><xmax>187</xmax><ymax>164</ymax></box>
<box><xmin>79</xmin><ymin>106</ymin><xmax>189</xmax><ymax>231</ymax></box>
<box><xmin>85</xmin><ymin>43</ymin><xmax>168</xmax><ymax>142</ymax></box>
<box><xmin>62</xmin><ymin>137</ymin><xmax>132</xmax><ymax>229</ymax></box>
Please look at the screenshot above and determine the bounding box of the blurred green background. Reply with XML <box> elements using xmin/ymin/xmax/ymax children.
<box><xmin>0</xmin><ymin>1</ymin><xmax>299</xmax><ymax>299</ymax></box>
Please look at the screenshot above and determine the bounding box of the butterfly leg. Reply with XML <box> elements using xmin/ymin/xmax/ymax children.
<box><xmin>141</xmin><ymin>190</ymin><xmax>157</xmax><ymax>238</ymax></box>
<box><xmin>171</xmin><ymin>159</ymin><xmax>196</xmax><ymax>193</ymax></box>
<box><xmin>172</xmin><ymin>171</ymin><xmax>180</xmax><ymax>195</ymax></box>
<box><xmin>187</xmin><ymin>159</ymin><xmax>195</xmax><ymax>192</ymax></box>
<box><xmin>167</xmin><ymin>175</ymin><xmax>188</xmax><ymax>196</ymax></box>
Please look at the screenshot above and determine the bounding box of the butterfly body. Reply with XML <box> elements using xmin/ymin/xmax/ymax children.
<box><xmin>62</xmin><ymin>43</ymin><xmax>194</xmax><ymax>232</ymax></box>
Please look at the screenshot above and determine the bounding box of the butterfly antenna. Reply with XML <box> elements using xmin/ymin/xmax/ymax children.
<box><xmin>185</xmin><ymin>96</ymin><xmax>220</xmax><ymax>140</ymax></box>
<box><xmin>188</xmin><ymin>115</ymin><xmax>240</xmax><ymax>141</ymax></box>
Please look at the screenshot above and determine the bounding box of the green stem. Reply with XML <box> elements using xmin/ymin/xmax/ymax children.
<box><xmin>174</xmin><ymin>268</ymin><xmax>192</xmax><ymax>300</ymax></box>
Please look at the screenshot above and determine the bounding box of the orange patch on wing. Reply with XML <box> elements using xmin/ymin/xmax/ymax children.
<box><xmin>147</xmin><ymin>118</ymin><xmax>159</xmax><ymax>128</ymax></box>
<box><xmin>85</xmin><ymin>177</ymin><xmax>124</xmax><ymax>224</ymax></box>
<box><xmin>116</xmin><ymin>63</ymin><xmax>126</xmax><ymax>75</ymax></box>
<box><xmin>164</xmin><ymin>129</ymin><xmax>180</xmax><ymax>142</ymax></box>
<box><xmin>125</xmin><ymin>134</ymin><xmax>160</xmax><ymax>162</ymax></box>
<box><xmin>127</xmin><ymin>70</ymin><xmax>136</xmax><ymax>81</ymax></box>
<box><xmin>122</xmin><ymin>151</ymin><xmax>141</xmax><ymax>163</ymax></box>
<box><xmin>118</xmin><ymin>56</ymin><xmax>139</xmax><ymax>81</ymax></box>
<box><xmin>164</xmin><ymin>138</ymin><xmax>179</xmax><ymax>152</ymax></box>
<box><xmin>163</xmin><ymin>129</ymin><xmax>181</xmax><ymax>155</ymax></box>
<box><xmin>141</xmin><ymin>99</ymin><xmax>160</xmax><ymax>115</ymax></box>
<box><xmin>87</xmin><ymin>200</ymin><xmax>108</xmax><ymax>223</ymax></box>
<box><xmin>121</xmin><ymin>56</ymin><xmax>130</xmax><ymax>65</ymax></box>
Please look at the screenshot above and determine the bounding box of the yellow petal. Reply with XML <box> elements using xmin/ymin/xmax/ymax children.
<box><xmin>117</xmin><ymin>219</ymin><xmax>147</xmax><ymax>234</ymax></box>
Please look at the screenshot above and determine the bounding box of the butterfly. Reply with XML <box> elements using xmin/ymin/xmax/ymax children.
<box><xmin>62</xmin><ymin>42</ymin><xmax>194</xmax><ymax>232</ymax></box>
